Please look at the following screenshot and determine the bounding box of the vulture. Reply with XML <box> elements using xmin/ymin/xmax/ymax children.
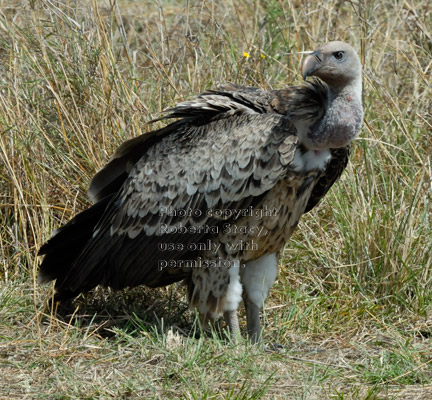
<box><xmin>39</xmin><ymin>41</ymin><xmax>363</xmax><ymax>343</ymax></box>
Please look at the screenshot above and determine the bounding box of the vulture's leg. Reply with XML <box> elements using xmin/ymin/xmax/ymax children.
<box><xmin>243</xmin><ymin>294</ymin><xmax>261</xmax><ymax>343</ymax></box>
<box><xmin>222</xmin><ymin>260</ymin><xmax>243</xmax><ymax>344</ymax></box>
<box><xmin>223</xmin><ymin>310</ymin><xmax>240</xmax><ymax>344</ymax></box>
<box><xmin>241</xmin><ymin>253</ymin><xmax>278</xmax><ymax>343</ymax></box>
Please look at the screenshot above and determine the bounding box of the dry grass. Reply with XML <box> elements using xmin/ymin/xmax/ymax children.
<box><xmin>1</xmin><ymin>0</ymin><xmax>431</xmax><ymax>398</ymax></box>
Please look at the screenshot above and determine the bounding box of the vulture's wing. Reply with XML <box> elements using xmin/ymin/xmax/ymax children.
<box><xmin>87</xmin><ymin>85</ymin><xmax>274</xmax><ymax>203</ymax></box>
<box><xmin>304</xmin><ymin>147</ymin><xmax>350</xmax><ymax>213</ymax></box>
<box><xmin>41</xmin><ymin>94</ymin><xmax>301</xmax><ymax>296</ymax></box>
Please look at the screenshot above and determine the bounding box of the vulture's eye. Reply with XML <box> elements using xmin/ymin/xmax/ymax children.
<box><xmin>333</xmin><ymin>51</ymin><xmax>345</xmax><ymax>61</ymax></box>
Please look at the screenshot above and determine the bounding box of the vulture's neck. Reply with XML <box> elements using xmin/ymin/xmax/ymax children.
<box><xmin>305</xmin><ymin>77</ymin><xmax>363</xmax><ymax>151</ymax></box>
<box><xmin>328</xmin><ymin>77</ymin><xmax>362</xmax><ymax>102</ymax></box>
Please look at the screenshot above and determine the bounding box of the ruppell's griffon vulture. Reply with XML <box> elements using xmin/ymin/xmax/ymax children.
<box><xmin>39</xmin><ymin>41</ymin><xmax>363</xmax><ymax>343</ymax></box>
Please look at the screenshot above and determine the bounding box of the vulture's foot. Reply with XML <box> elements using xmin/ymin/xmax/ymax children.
<box><xmin>223</xmin><ymin>310</ymin><xmax>240</xmax><ymax>344</ymax></box>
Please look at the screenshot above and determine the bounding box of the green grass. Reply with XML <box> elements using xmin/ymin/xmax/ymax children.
<box><xmin>1</xmin><ymin>0</ymin><xmax>432</xmax><ymax>398</ymax></box>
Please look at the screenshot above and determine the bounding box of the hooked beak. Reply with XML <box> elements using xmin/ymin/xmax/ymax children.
<box><xmin>302</xmin><ymin>50</ymin><xmax>323</xmax><ymax>80</ymax></box>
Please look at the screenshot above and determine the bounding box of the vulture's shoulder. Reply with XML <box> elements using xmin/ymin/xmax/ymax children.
<box><xmin>163</xmin><ymin>80</ymin><xmax>329</xmax><ymax>122</ymax></box>
<box><xmin>88</xmin><ymin>83</ymin><xmax>309</xmax><ymax>203</ymax></box>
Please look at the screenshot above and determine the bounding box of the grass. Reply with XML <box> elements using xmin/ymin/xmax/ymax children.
<box><xmin>1</xmin><ymin>0</ymin><xmax>431</xmax><ymax>398</ymax></box>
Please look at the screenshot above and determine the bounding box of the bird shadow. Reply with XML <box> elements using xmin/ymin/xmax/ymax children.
<box><xmin>40</xmin><ymin>284</ymin><xmax>230</xmax><ymax>343</ymax></box>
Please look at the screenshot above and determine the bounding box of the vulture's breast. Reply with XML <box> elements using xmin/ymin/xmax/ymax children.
<box><xmin>199</xmin><ymin>170</ymin><xmax>321</xmax><ymax>262</ymax></box>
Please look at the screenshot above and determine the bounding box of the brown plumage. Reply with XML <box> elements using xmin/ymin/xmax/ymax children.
<box><xmin>39</xmin><ymin>41</ymin><xmax>363</xmax><ymax>343</ymax></box>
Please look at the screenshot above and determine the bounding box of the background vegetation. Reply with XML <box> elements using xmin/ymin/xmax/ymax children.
<box><xmin>1</xmin><ymin>0</ymin><xmax>431</xmax><ymax>398</ymax></box>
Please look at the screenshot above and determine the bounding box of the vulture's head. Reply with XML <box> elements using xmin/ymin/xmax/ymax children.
<box><xmin>302</xmin><ymin>41</ymin><xmax>361</xmax><ymax>88</ymax></box>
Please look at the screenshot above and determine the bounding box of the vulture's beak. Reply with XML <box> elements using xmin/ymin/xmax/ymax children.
<box><xmin>302</xmin><ymin>50</ymin><xmax>323</xmax><ymax>80</ymax></box>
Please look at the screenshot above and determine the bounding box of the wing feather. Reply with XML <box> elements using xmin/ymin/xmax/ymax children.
<box><xmin>56</xmin><ymin>112</ymin><xmax>298</xmax><ymax>293</ymax></box>
<box><xmin>304</xmin><ymin>147</ymin><xmax>350</xmax><ymax>213</ymax></box>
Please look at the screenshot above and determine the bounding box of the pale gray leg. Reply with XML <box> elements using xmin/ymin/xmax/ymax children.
<box><xmin>244</xmin><ymin>294</ymin><xmax>262</xmax><ymax>343</ymax></box>
<box><xmin>223</xmin><ymin>310</ymin><xmax>240</xmax><ymax>344</ymax></box>
<box><xmin>240</xmin><ymin>253</ymin><xmax>279</xmax><ymax>344</ymax></box>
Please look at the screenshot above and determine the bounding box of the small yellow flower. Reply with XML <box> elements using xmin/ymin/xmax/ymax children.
<box><xmin>260</xmin><ymin>54</ymin><xmax>266</xmax><ymax>59</ymax></box>
<box><xmin>243</xmin><ymin>52</ymin><xmax>250</xmax><ymax>59</ymax></box>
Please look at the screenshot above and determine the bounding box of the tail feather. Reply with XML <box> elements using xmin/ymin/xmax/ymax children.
<box><xmin>38</xmin><ymin>196</ymin><xmax>112</xmax><ymax>297</ymax></box>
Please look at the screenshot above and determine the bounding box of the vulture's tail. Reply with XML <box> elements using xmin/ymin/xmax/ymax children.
<box><xmin>38</xmin><ymin>196</ymin><xmax>111</xmax><ymax>301</ymax></box>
